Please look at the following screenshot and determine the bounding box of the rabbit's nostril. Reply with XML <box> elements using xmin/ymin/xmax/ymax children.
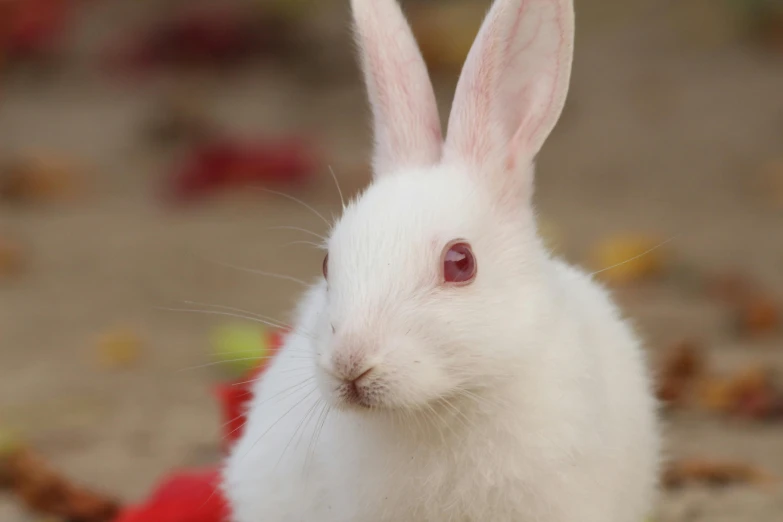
<box><xmin>346</xmin><ymin>366</ymin><xmax>374</xmax><ymax>387</ymax></box>
<box><xmin>330</xmin><ymin>348</ymin><xmax>374</xmax><ymax>384</ymax></box>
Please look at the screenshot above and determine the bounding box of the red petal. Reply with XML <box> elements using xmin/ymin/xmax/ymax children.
<box><xmin>215</xmin><ymin>382</ymin><xmax>253</xmax><ymax>450</ymax></box>
<box><xmin>114</xmin><ymin>468</ymin><xmax>229</xmax><ymax>522</ymax></box>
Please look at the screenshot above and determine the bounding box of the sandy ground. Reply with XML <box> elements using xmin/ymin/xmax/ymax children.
<box><xmin>1</xmin><ymin>0</ymin><xmax>783</xmax><ymax>520</ymax></box>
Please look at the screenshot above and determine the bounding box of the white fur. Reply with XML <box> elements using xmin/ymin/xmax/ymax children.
<box><xmin>223</xmin><ymin>0</ymin><xmax>659</xmax><ymax>520</ymax></box>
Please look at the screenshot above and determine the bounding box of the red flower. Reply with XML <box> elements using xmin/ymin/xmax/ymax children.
<box><xmin>4</xmin><ymin>0</ymin><xmax>71</xmax><ymax>57</ymax></box>
<box><xmin>112</xmin><ymin>329</ymin><xmax>287</xmax><ymax>522</ymax></box>
<box><xmin>113</xmin><ymin>468</ymin><xmax>229</xmax><ymax>522</ymax></box>
<box><xmin>214</xmin><ymin>382</ymin><xmax>253</xmax><ymax>452</ymax></box>
<box><xmin>164</xmin><ymin>137</ymin><xmax>318</xmax><ymax>204</ymax></box>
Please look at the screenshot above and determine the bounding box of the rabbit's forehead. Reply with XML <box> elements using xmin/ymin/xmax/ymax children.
<box><xmin>332</xmin><ymin>167</ymin><xmax>481</xmax><ymax>255</ymax></box>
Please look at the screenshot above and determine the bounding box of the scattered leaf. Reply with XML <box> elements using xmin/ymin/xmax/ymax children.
<box><xmin>96</xmin><ymin>327</ymin><xmax>142</xmax><ymax>369</ymax></box>
<box><xmin>1</xmin><ymin>446</ymin><xmax>120</xmax><ymax>522</ymax></box>
<box><xmin>732</xmin><ymin>295</ymin><xmax>781</xmax><ymax>338</ymax></box>
<box><xmin>663</xmin><ymin>458</ymin><xmax>776</xmax><ymax>489</ymax></box>
<box><xmin>702</xmin><ymin>270</ymin><xmax>780</xmax><ymax>338</ymax></box>
<box><xmin>697</xmin><ymin>376</ymin><xmax>736</xmax><ymax>413</ymax></box>
<box><xmin>749</xmin><ymin>2</ymin><xmax>783</xmax><ymax>54</ymax></box>
<box><xmin>696</xmin><ymin>365</ymin><xmax>783</xmax><ymax>421</ymax></box>
<box><xmin>0</xmin><ymin>153</ymin><xmax>85</xmax><ymax>205</ymax></box>
<box><xmin>656</xmin><ymin>339</ymin><xmax>705</xmax><ymax>407</ymax></box>
<box><xmin>0</xmin><ymin>235</ymin><xmax>26</xmax><ymax>280</ymax></box>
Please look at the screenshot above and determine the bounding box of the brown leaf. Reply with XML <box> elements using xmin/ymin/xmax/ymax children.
<box><xmin>697</xmin><ymin>377</ymin><xmax>735</xmax><ymax>413</ymax></box>
<box><xmin>96</xmin><ymin>326</ymin><xmax>142</xmax><ymax>370</ymax></box>
<box><xmin>0</xmin><ymin>154</ymin><xmax>85</xmax><ymax>205</ymax></box>
<box><xmin>754</xmin><ymin>9</ymin><xmax>783</xmax><ymax>54</ymax></box>
<box><xmin>2</xmin><ymin>447</ymin><xmax>121</xmax><ymax>522</ymax></box>
<box><xmin>0</xmin><ymin>236</ymin><xmax>26</xmax><ymax>280</ymax></box>
<box><xmin>663</xmin><ymin>458</ymin><xmax>776</xmax><ymax>489</ymax></box>
<box><xmin>696</xmin><ymin>366</ymin><xmax>783</xmax><ymax>421</ymax></box>
<box><xmin>656</xmin><ymin>339</ymin><xmax>706</xmax><ymax>407</ymax></box>
<box><xmin>733</xmin><ymin>295</ymin><xmax>781</xmax><ymax>338</ymax></box>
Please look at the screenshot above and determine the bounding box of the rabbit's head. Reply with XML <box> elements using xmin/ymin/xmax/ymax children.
<box><xmin>314</xmin><ymin>0</ymin><xmax>574</xmax><ymax>412</ymax></box>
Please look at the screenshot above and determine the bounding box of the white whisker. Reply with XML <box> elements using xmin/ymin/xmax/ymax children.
<box><xmin>253</xmin><ymin>186</ymin><xmax>331</xmax><ymax>228</ymax></box>
<box><xmin>239</xmin><ymin>387</ymin><xmax>319</xmax><ymax>463</ymax></box>
<box><xmin>304</xmin><ymin>402</ymin><xmax>331</xmax><ymax>475</ymax></box>
<box><xmin>229</xmin><ymin>366</ymin><xmax>312</xmax><ymax>387</ymax></box>
<box><xmin>589</xmin><ymin>235</ymin><xmax>678</xmax><ymax>277</ymax></box>
<box><xmin>328</xmin><ymin>165</ymin><xmax>346</xmax><ymax>210</ymax></box>
<box><xmin>206</xmin><ymin>260</ymin><xmax>309</xmax><ymax>286</ymax></box>
<box><xmin>439</xmin><ymin>397</ymin><xmax>472</xmax><ymax>431</ymax></box>
<box><xmin>235</xmin><ymin>377</ymin><xmax>317</xmax><ymax>421</ymax></box>
<box><xmin>218</xmin><ymin>411</ymin><xmax>249</xmax><ymax>431</ymax></box>
<box><xmin>277</xmin><ymin>397</ymin><xmax>323</xmax><ymax>469</ymax></box>
<box><xmin>223</xmin><ymin>378</ymin><xmax>320</xmax><ymax>443</ymax></box>
<box><xmin>156</xmin><ymin>307</ymin><xmax>314</xmax><ymax>338</ymax></box>
<box><xmin>181</xmin><ymin>300</ymin><xmax>292</xmax><ymax>329</ymax></box>
<box><xmin>453</xmin><ymin>387</ymin><xmax>495</xmax><ymax>411</ymax></box>
<box><xmin>422</xmin><ymin>402</ymin><xmax>448</xmax><ymax>445</ymax></box>
<box><xmin>281</xmin><ymin>240</ymin><xmax>326</xmax><ymax>250</ymax></box>
<box><xmin>268</xmin><ymin>226</ymin><xmax>327</xmax><ymax>241</ymax></box>
<box><xmin>176</xmin><ymin>356</ymin><xmax>273</xmax><ymax>372</ymax></box>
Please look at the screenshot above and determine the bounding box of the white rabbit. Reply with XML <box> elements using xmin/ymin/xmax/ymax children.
<box><xmin>223</xmin><ymin>0</ymin><xmax>660</xmax><ymax>519</ymax></box>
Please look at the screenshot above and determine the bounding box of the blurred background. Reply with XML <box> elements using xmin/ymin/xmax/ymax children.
<box><xmin>1</xmin><ymin>0</ymin><xmax>782</xmax><ymax>521</ymax></box>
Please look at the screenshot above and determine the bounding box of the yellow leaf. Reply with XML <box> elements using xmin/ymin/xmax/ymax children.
<box><xmin>591</xmin><ymin>235</ymin><xmax>666</xmax><ymax>284</ymax></box>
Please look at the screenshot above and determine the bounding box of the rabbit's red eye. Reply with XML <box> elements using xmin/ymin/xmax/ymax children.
<box><xmin>322</xmin><ymin>253</ymin><xmax>329</xmax><ymax>279</ymax></box>
<box><xmin>442</xmin><ymin>242</ymin><xmax>476</xmax><ymax>285</ymax></box>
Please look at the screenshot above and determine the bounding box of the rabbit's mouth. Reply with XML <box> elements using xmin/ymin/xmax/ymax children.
<box><xmin>337</xmin><ymin>382</ymin><xmax>371</xmax><ymax>408</ymax></box>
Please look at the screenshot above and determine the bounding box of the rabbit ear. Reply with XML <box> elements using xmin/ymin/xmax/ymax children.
<box><xmin>351</xmin><ymin>0</ymin><xmax>443</xmax><ymax>176</ymax></box>
<box><xmin>444</xmin><ymin>0</ymin><xmax>574</xmax><ymax>200</ymax></box>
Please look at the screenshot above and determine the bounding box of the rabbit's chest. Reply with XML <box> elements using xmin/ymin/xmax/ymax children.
<box><xmin>325</xmin><ymin>432</ymin><xmax>562</xmax><ymax>522</ymax></box>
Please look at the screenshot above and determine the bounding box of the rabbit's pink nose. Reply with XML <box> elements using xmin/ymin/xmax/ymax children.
<box><xmin>332</xmin><ymin>358</ymin><xmax>374</xmax><ymax>385</ymax></box>
<box><xmin>330</xmin><ymin>348</ymin><xmax>373</xmax><ymax>381</ymax></box>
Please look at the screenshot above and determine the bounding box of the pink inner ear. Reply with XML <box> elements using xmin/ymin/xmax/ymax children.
<box><xmin>351</xmin><ymin>0</ymin><xmax>443</xmax><ymax>174</ymax></box>
<box><xmin>445</xmin><ymin>0</ymin><xmax>573</xmax><ymax>172</ymax></box>
<box><xmin>365</xmin><ymin>42</ymin><xmax>443</xmax><ymax>163</ymax></box>
<box><xmin>508</xmin><ymin>22</ymin><xmax>566</xmax><ymax>160</ymax></box>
